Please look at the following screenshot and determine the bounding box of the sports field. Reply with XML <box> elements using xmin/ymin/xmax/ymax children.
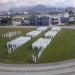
<box><xmin>0</xmin><ymin>28</ymin><xmax>75</xmax><ymax>64</ymax></box>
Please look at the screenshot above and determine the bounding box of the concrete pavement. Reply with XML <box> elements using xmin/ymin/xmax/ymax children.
<box><xmin>62</xmin><ymin>26</ymin><xmax>75</xmax><ymax>29</ymax></box>
<box><xmin>0</xmin><ymin>59</ymin><xmax>75</xmax><ymax>75</ymax></box>
<box><xmin>0</xmin><ymin>25</ymin><xmax>75</xmax><ymax>29</ymax></box>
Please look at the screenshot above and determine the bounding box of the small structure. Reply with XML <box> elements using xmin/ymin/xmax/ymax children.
<box><xmin>26</xmin><ymin>30</ymin><xmax>41</xmax><ymax>38</ymax></box>
<box><xmin>32</xmin><ymin>38</ymin><xmax>52</xmax><ymax>62</ymax></box>
<box><xmin>37</xmin><ymin>26</ymin><xmax>47</xmax><ymax>32</ymax></box>
<box><xmin>45</xmin><ymin>31</ymin><xmax>58</xmax><ymax>38</ymax></box>
<box><xmin>7</xmin><ymin>36</ymin><xmax>31</xmax><ymax>54</ymax></box>
<box><xmin>12</xmin><ymin>19</ymin><xmax>21</xmax><ymax>26</ymax></box>
<box><xmin>1</xmin><ymin>31</ymin><xmax>21</xmax><ymax>38</ymax></box>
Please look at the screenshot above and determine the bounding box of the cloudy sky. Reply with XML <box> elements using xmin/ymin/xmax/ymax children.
<box><xmin>0</xmin><ymin>0</ymin><xmax>75</xmax><ymax>11</ymax></box>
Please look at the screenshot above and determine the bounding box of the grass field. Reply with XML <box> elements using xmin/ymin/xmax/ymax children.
<box><xmin>38</xmin><ymin>29</ymin><xmax>75</xmax><ymax>63</ymax></box>
<box><xmin>0</xmin><ymin>28</ymin><xmax>75</xmax><ymax>64</ymax></box>
<box><xmin>0</xmin><ymin>28</ymin><xmax>49</xmax><ymax>64</ymax></box>
<box><xmin>0</xmin><ymin>28</ymin><xmax>34</xmax><ymax>64</ymax></box>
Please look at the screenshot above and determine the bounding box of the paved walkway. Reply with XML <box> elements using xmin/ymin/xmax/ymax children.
<box><xmin>0</xmin><ymin>25</ymin><xmax>75</xmax><ymax>29</ymax></box>
<box><xmin>0</xmin><ymin>59</ymin><xmax>75</xmax><ymax>75</ymax></box>
<box><xmin>62</xmin><ymin>26</ymin><xmax>75</xmax><ymax>29</ymax></box>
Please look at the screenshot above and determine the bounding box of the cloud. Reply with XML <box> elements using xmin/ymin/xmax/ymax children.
<box><xmin>0</xmin><ymin>0</ymin><xmax>75</xmax><ymax>11</ymax></box>
<box><xmin>0</xmin><ymin>0</ymin><xmax>9</xmax><ymax>4</ymax></box>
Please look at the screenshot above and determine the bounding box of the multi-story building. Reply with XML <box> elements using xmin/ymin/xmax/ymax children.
<box><xmin>1</xmin><ymin>9</ymin><xmax>75</xmax><ymax>26</ymax></box>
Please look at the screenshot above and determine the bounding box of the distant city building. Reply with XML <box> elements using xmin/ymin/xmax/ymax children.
<box><xmin>21</xmin><ymin>18</ymin><xmax>30</xmax><ymax>25</ymax></box>
<box><xmin>12</xmin><ymin>19</ymin><xmax>21</xmax><ymax>26</ymax></box>
<box><xmin>63</xmin><ymin>12</ymin><xmax>69</xmax><ymax>17</ymax></box>
<box><xmin>29</xmin><ymin>15</ymin><xmax>39</xmax><ymax>26</ymax></box>
<box><xmin>39</xmin><ymin>16</ymin><xmax>49</xmax><ymax>26</ymax></box>
<box><xmin>1</xmin><ymin>8</ymin><xmax>75</xmax><ymax>26</ymax></box>
<box><xmin>69</xmin><ymin>17</ymin><xmax>75</xmax><ymax>22</ymax></box>
<box><xmin>51</xmin><ymin>18</ymin><xmax>61</xmax><ymax>25</ymax></box>
<box><xmin>61</xmin><ymin>17</ymin><xmax>69</xmax><ymax>25</ymax></box>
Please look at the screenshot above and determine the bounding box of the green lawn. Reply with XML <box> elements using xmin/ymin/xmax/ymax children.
<box><xmin>0</xmin><ymin>28</ymin><xmax>75</xmax><ymax>64</ymax></box>
<box><xmin>0</xmin><ymin>28</ymin><xmax>49</xmax><ymax>64</ymax></box>
<box><xmin>0</xmin><ymin>28</ymin><xmax>34</xmax><ymax>63</ymax></box>
<box><xmin>38</xmin><ymin>29</ymin><xmax>75</xmax><ymax>63</ymax></box>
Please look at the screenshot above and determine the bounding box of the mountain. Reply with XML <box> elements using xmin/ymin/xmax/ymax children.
<box><xmin>27</xmin><ymin>4</ymin><xmax>49</xmax><ymax>13</ymax></box>
<box><xmin>27</xmin><ymin>4</ymin><xmax>65</xmax><ymax>14</ymax></box>
<box><xmin>9</xmin><ymin>6</ymin><xmax>32</xmax><ymax>14</ymax></box>
<box><xmin>8</xmin><ymin>4</ymin><xmax>75</xmax><ymax>14</ymax></box>
<box><xmin>9</xmin><ymin>4</ymin><xmax>49</xmax><ymax>14</ymax></box>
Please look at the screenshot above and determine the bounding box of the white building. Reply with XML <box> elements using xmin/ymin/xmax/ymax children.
<box><xmin>69</xmin><ymin>17</ymin><xmax>75</xmax><ymax>22</ymax></box>
<box><xmin>63</xmin><ymin>12</ymin><xmax>69</xmax><ymax>17</ymax></box>
<box><xmin>12</xmin><ymin>20</ymin><xmax>21</xmax><ymax>26</ymax></box>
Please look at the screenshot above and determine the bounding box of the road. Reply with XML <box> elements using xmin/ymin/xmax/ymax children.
<box><xmin>62</xmin><ymin>26</ymin><xmax>75</xmax><ymax>29</ymax></box>
<box><xmin>0</xmin><ymin>25</ymin><xmax>75</xmax><ymax>29</ymax></box>
<box><xmin>0</xmin><ymin>59</ymin><xmax>75</xmax><ymax>75</ymax></box>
